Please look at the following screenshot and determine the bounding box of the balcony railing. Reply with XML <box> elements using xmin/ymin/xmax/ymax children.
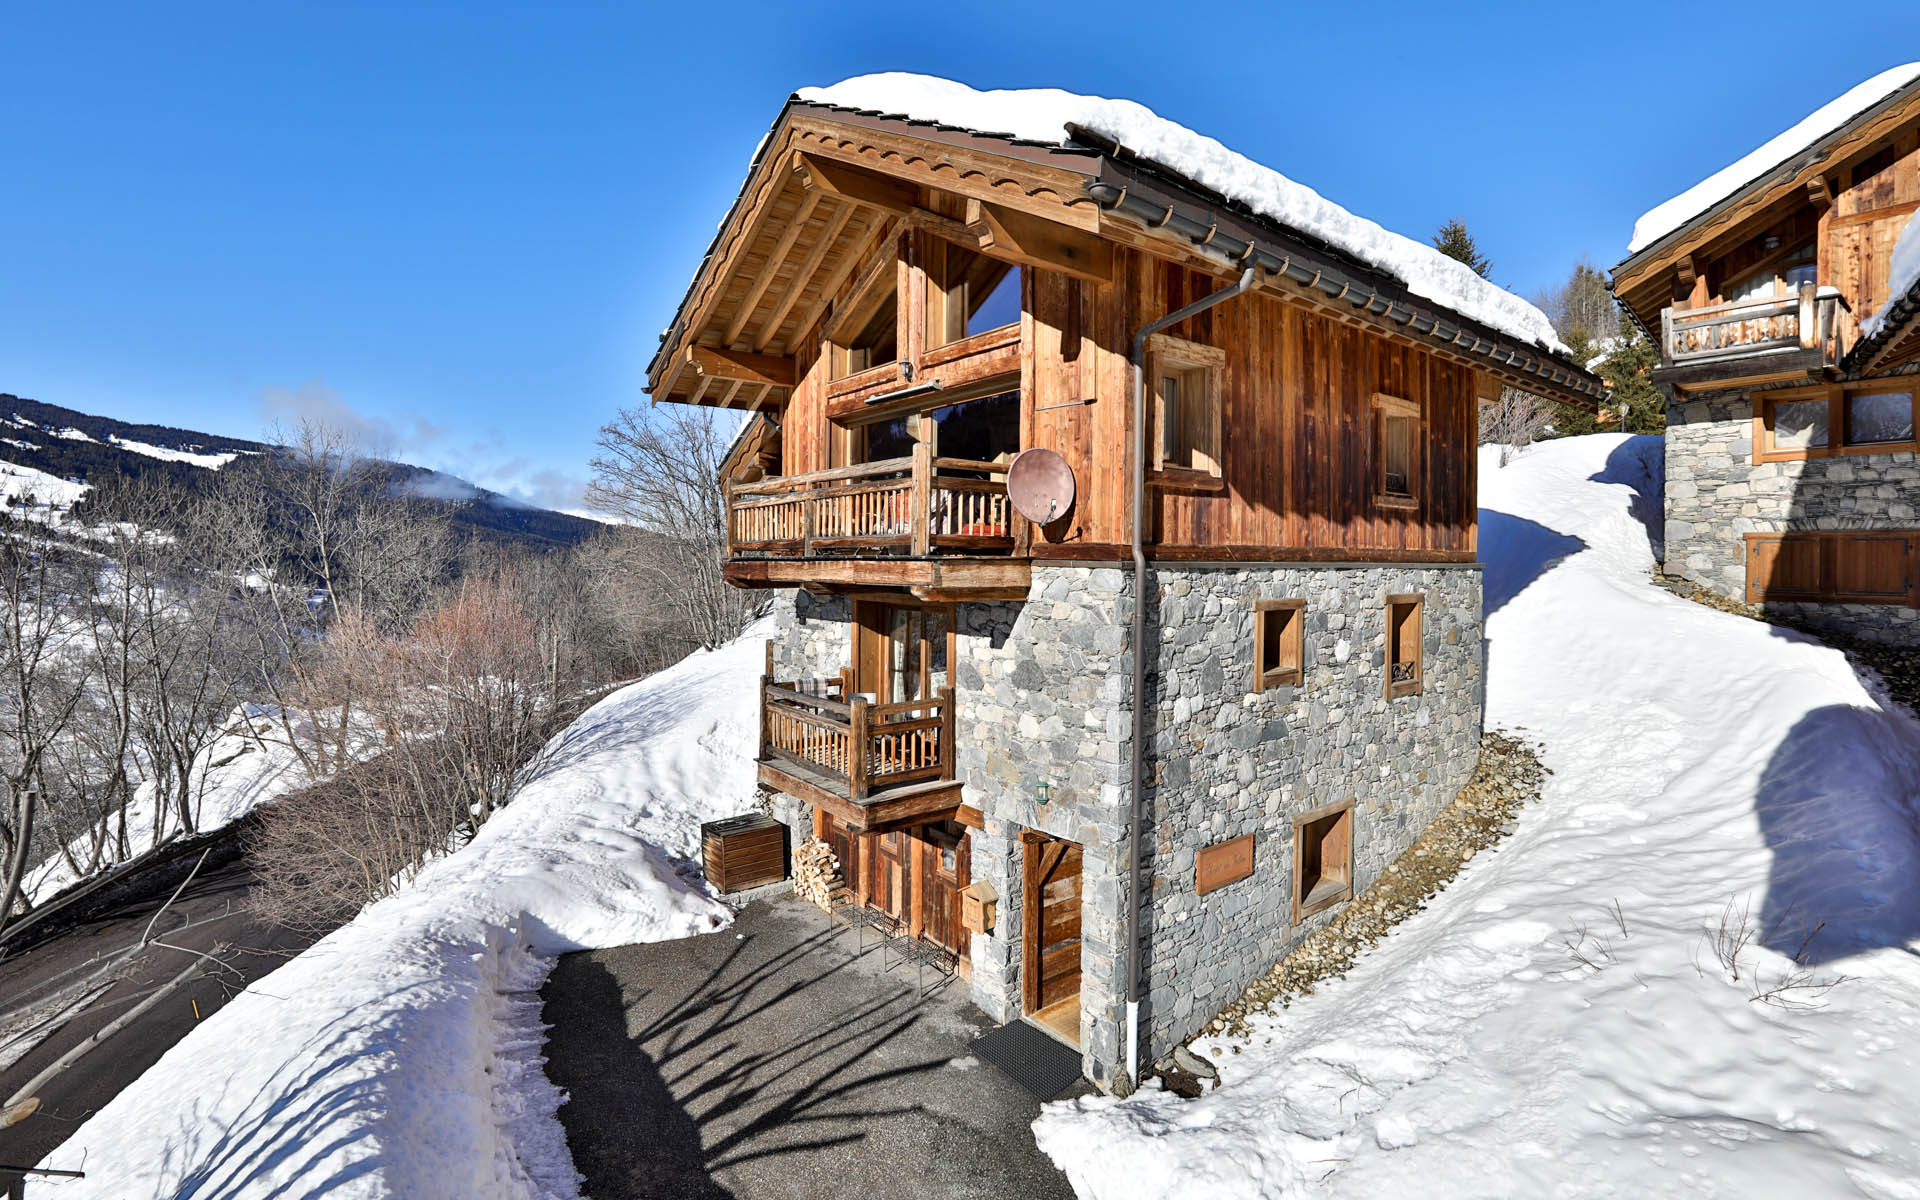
<box><xmin>1660</xmin><ymin>284</ymin><xmax>1855</xmax><ymax>368</ymax></box>
<box><xmin>727</xmin><ymin>444</ymin><xmax>1013</xmax><ymax>559</ymax></box>
<box><xmin>759</xmin><ymin>677</ymin><xmax>954</xmax><ymax>800</ymax></box>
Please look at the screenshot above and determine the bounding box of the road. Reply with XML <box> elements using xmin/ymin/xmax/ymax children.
<box><xmin>0</xmin><ymin>857</ymin><xmax>321</xmax><ymax>1182</ymax></box>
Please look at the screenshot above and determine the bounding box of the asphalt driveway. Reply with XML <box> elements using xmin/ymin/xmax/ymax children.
<box><xmin>540</xmin><ymin>894</ymin><xmax>1079</xmax><ymax>1200</ymax></box>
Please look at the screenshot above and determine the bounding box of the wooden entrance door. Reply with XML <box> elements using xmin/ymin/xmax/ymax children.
<box><xmin>869</xmin><ymin>829</ymin><xmax>910</xmax><ymax>921</ymax></box>
<box><xmin>917</xmin><ymin>821</ymin><xmax>971</xmax><ymax>955</ymax></box>
<box><xmin>1022</xmin><ymin>834</ymin><xmax>1083</xmax><ymax>1031</ymax></box>
<box><xmin>854</xmin><ymin>601</ymin><xmax>952</xmax><ymax>706</ymax></box>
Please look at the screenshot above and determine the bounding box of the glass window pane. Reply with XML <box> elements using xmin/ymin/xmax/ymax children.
<box><xmin>1846</xmin><ymin>392</ymin><xmax>1914</xmax><ymax>445</ymax></box>
<box><xmin>1772</xmin><ymin>399</ymin><xmax>1829</xmax><ymax>449</ymax></box>
<box><xmin>930</xmin><ymin>390</ymin><xmax>1019</xmax><ymax>465</ymax></box>
<box><xmin>1783</xmin><ymin>262</ymin><xmax>1818</xmax><ymax>289</ymax></box>
<box><xmin>863</xmin><ymin>415</ymin><xmax>917</xmax><ymax>462</ymax></box>
<box><xmin>967</xmin><ymin>265</ymin><xmax>1022</xmax><ymax>336</ymax></box>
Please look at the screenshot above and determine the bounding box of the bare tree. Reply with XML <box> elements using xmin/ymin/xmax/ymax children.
<box><xmin>585</xmin><ymin>405</ymin><xmax>756</xmax><ymax>651</ymax></box>
<box><xmin>0</xmin><ymin>527</ymin><xmax>91</xmax><ymax>931</ymax></box>
<box><xmin>1479</xmin><ymin>388</ymin><xmax>1559</xmax><ymax>465</ymax></box>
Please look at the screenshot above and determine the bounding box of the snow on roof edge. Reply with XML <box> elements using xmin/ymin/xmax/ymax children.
<box><xmin>796</xmin><ymin>74</ymin><xmax>1571</xmax><ymax>357</ymax></box>
<box><xmin>1626</xmin><ymin>64</ymin><xmax>1920</xmax><ymax>258</ymax></box>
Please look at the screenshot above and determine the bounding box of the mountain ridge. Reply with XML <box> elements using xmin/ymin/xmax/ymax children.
<box><xmin>0</xmin><ymin>393</ymin><xmax>603</xmax><ymax>548</ymax></box>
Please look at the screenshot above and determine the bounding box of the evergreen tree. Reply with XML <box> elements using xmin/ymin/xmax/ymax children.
<box><xmin>1432</xmin><ymin>218</ymin><xmax>1492</xmax><ymax>278</ymax></box>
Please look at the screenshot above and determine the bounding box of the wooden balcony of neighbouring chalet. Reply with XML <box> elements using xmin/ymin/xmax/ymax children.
<box><xmin>1656</xmin><ymin>284</ymin><xmax>1857</xmax><ymax>390</ymax></box>
<box><xmin>756</xmin><ymin>677</ymin><xmax>969</xmax><ymax>833</ymax></box>
<box><xmin>723</xmin><ymin>444</ymin><xmax>1030</xmax><ymax>600</ymax></box>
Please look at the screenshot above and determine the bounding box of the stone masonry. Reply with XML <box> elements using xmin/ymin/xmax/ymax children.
<box><xmin>759</xmin><ymin>560</ymin><xmax>1484</xmax><ymax>1090</ymax></box>
<box><xmin>1665</xmin><ymin>382</ymin><xmax>1920</xmax><ymax>645</ymax></box>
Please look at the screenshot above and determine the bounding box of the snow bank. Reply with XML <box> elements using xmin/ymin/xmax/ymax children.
<box><xmin>1863</xmin><ymin>208</ymin><xmax>1920</xmax><ymax>338</ymax></box>
<box><xmin>1629</xmin><ymin>64</ymin><xmax>1920</xmax><ymax>254</ymax></box>
<box><xmin>35</xmin><ymin>631</ymin><xmax>765</xmax><ymax>1198</ymax></box>
<box><xmin>1036</xmin><ymin>435</ymin><xmax>1920</xmax><ymax>1197</ymax></box>
<box><xmin>797</xmin><ymin>74</ymin><xmax>1567</xmax><ymax>355</ymax></box>
<box><xmin>0</xmin><ymin>460</ymin><xmax>87</xmax><ymax>512</ymax></box>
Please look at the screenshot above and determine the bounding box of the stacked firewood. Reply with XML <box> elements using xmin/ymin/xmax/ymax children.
<box><xmin>792</xmin><ymin>837</ymin><xmax>842</xmax><ymax>910</ymax></box>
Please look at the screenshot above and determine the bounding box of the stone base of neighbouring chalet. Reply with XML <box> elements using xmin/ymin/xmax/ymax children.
<box><xmin>1665</xmin><ymin>385</ymin><xmax>1920</xmax><ymax>648</ymax></box>
<box><xmin>756</xmin><ymin>559</ymin><xmax>1484</xmax><ymax>1091</ymax></box>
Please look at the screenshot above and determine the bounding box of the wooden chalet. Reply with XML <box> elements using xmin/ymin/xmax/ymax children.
<box><xmin>653</xmin><ymin>75</ymin><xmax>1601</xmax><ymax>1090</ymax></box>
<box><xmin>1614</xmin><ymin>65</ymin><xmax>1920</xmax><ymax>640</ymax></box>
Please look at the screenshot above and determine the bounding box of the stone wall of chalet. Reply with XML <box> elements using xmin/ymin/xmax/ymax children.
<box><xmin>1665</xmin><ymin>384</ymin><xmax>1920</xmax><ymax>645</ymax></box>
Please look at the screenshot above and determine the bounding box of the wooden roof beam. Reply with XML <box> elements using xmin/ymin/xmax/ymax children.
<box><xmin>722</xmin><ymin>190</ymin><xmax>824</xmax><ymax>346</ymax></box>
<box><xmin>967</xmin><ymin>200</ymin><xmax>1113</xmax><ymax>284</ymax></box>
<box><xmin>685</xmin><ymin>345</ymin><xmax>796</xmax><ymax>388</ymax></box>
<box><xmin>793</xmin><ymin>151</ymin><xmax>920</xmax><ymax>212</ymax></box>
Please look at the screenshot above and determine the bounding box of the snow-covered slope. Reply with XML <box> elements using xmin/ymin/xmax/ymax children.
<box><xmin>35</xmin><ymin>632</ymin><xmax>763</xmax><ymax>1198</ymax></box>
<box><xmin>797</xmin><ymin>74</ymin><xmax>1567</xmax><ymax>355</ymax></box>
<box><xmin>1628</xmin><ymin>64</ymin><xmax>1920</xmax><ymax>255</ymax></box>
<box><xmin>1036</xmin><ymin>435</ymin><xmax>1920</xmax><ymax>1198</ymax></box>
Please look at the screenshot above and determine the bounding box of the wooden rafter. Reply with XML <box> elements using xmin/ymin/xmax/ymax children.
<box><xmin>753</xmin><ymin>203</ymin><xmax>857</xmax><ymax>353</ymax></box>
<box><xmin>685</xmin><ymin>344</ymin><xmax>796</xmax><ymax>388</ymax></box>
<box><xmin>722</xmin><ymin>190</ymin><xmax>824</xmax><ymax>346</ymax></box>
<box><xmin>966</xmin><ymin>200</ymin><xmax>1113</xmax><ymax>284</ymax></box>
<box><xmin>792</xmin><ymin>150</ymin><xmax>921</xmax><ymax>212</ymax></box>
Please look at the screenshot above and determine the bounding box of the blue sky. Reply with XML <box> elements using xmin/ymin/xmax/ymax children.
<box><xmin>4</xmin><ymin>3</ymin><xmax>1917</xmax><ymax>510</ymax></box>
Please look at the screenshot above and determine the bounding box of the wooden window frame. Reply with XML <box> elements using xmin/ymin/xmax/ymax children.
<box><xmin>1372</xmin><ymin>393</ymin><xmax>1424</xmax><ymax>511</ymax></box>
<box><xmin>924</xmin><ymin>237</ymin><xmax>1022</xmax><ymax>352</ymax></box>
<box><xmin>1146</xmin><ymin>332</ymin><xmax>1226</xmax><ymax>490</ymax></box>
<box><xmin>827</xmin><ymin>244</ymin><xmax>904</xmax><ymax>382</ymax></box>
<box><xmin>1385</xmin><ymin>593</ymin><xmax>1424</xmax><ymax>700</ymax></box>
<box><xmin>1252</xmin><ymin>598</ymin><xmax>1306</xmax><ymax>692</ymax></box>
<box><xmin>1755</xmin><ymin>384</ymin><xmax>1918</xmax><ymax>462</ymax></box>
<box><xmin>1291</xmin><ymin>799</ymin><xmax>1353</xmax><ymax>923</ymax></box>
<box><xmin>1744</xmin><ymin>530</ymin><xmax>1919</xmax><ymax>608</ymax></box>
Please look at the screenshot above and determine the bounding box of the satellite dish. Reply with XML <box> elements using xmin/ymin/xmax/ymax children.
<box><xmin>1006</xmin><ymin>448</ymin><xmax>1076</xmax><ymax>526</ymax></box>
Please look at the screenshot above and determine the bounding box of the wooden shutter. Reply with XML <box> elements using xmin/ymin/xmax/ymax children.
<box><xmin>1830</xmin><ymin>533</ymin><xmax>1915</xmax><ymax>604</ymax></box>
<box><xmin>1745</xmin><ymin>534</ymin><xmax>1823</xmax><ymax>601</ymax></box>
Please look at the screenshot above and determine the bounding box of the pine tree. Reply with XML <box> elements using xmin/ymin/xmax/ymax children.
<box><xmin>1432</xmin><ymin>219</ymin><xmax>1492</xmax><ymax>278</ymax></box>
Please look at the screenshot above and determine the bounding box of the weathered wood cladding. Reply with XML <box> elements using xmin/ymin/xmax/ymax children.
<box><xmin>770</xmin><ymin>232</ymin><xmax>1477</xmax><ymax>559</ymax></box>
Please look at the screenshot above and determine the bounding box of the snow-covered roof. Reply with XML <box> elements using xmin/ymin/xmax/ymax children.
<box><xmin>796</xmin><ymin>74</ymin><xmax>1570</xmax><ymax>356</ymax></box>
<box><xmin>1627</xmin><ymin>63</ymin><xmax>1920</xmax><ymax>257</ymax></box>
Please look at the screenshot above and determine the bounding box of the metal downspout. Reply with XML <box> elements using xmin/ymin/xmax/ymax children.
<box><xmin>1124</xmin><ymin>264</ymin><xmax>1257</xmax><ymax>1090</ymax></box>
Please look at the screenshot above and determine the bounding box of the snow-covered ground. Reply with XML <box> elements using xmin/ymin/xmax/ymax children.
<box><xmin>34</xmin><ymin>632</ymin><xmax>762</xmax><ymax>1198</ymax></box>
<box><xmin>106</xmin><ymin>434</ymin><xmax>245</xmax><ymax>469</ymax></box>
<box><xmin>22</xmin><ymin>707</ymin><xmax>313</xmax><ymax>902</ymax></box>
<box><xmin>1036</xmin><ymin>435</ymin><xmax>1920</xmax><ymax>1198</ymax></box>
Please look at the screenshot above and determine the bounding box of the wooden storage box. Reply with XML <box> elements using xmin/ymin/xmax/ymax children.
<box><xmin>701</xmin><ymin>813</ymin><xmax>788</xmax><ymax>893</ymax></box>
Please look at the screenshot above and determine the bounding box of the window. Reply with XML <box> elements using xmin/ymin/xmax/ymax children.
<box><xmin>1373</xmin><ymin>394</ymin><xmax>1422</xmax><ymax>509</ymax></box>
<box><xmin>926</xmin><ymin>239</ymin><xmax>1021</xmax><ymax>348</ymax></box>
<box><xmin>1758</xmin><ymin>387</ymin><xmax>1917</xmax><ymax>460</ymax></box>
<box><xmin>1292</xmin><ymin>801</ymin><xmax>1353</xmax><ymax>923</ymax></box>
<box><xmin>1146</xmin><ymin>333</ymin><xmax>1225</xmax><ymax>480</ymax></box>
<box><xmin>1721</xmin><ymin>243</ymin><xmax>1816</xmax><ymax>304</ymax></box>
<box><xmin>1252</xmin><ymin>599</ymin><xmax>1305</xmax><ymax>692</ymax></box>
<box><xmin>1846</xmin><ymin>390</ymin><xmax>1916</xmax><ymax>446</ymax></box>
<box><xmin>831</xmin><ymin>272</ymin><xmax>899</xmax><ymax>379</ymax></box>
<box><xmin>1385</xmin><ymin>594</ymin><xmax>1423</xmax><ymax>699</ymax></box>
<box><xmin>1746</xmin><ymin>532</ymin><xmax>1917</xmax><ymax>607</ymax></box>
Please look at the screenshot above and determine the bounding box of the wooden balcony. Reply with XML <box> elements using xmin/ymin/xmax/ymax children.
<box><xmin>723</xmin><ymin>444</ymin><xmax>1030</xmax><ymax>600</ymax></box>
<box><xmin>756</xmin><ymin>677</ymin><xmax>967</xmax><ymax>832</ymax></box>
<box><xmin>1657</xmin><ymin>285</ymin><xmax>1856</xmax><ymax>390</ymax></box>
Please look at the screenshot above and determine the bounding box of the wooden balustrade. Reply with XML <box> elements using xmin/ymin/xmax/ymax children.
<box><xmin>727</xmin><ymin>449</ymin><xmax>1014</xmax><ymax>559</ymax></box>
<box><xmin>759</xmin><ymin>677</ymin><xmax>954</xmax><ymax>800</ymax></box>
<box><xmin>1660</xmin><ymin>285</ymin><xmax>1856</xmax><ymax>368</ymax></box>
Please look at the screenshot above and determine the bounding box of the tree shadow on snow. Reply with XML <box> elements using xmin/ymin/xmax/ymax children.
<box><xmin>1753</xmin><ymin>703</ymin><xmax>1920</xmax><ymax>966</ymax></box>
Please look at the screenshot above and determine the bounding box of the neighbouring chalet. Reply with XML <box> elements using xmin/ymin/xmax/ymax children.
<box><xmin>650</xmin><ymin>75</ymin><xmax>1603</xmax><ymax>1091</ymax></box>
<box><xmin>1613</xmin><ymin>64</ymin><xmax>1920</xmax><ymax>644</ymax></box>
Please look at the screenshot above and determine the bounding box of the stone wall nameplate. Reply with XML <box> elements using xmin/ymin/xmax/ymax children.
<box><xmin>1196</xmin><ymin>834</ymin><xmax>1254</xmax><ymax>896</ymax></box>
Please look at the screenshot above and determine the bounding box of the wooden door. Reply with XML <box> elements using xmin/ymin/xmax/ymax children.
<box><xmin>854</xmin><ymin>601</ymin><xmax>952</xmax><ymax>705</ymax></box>
<box><xmin>1022</xmin><ymin>835</ymin><xmax>1083</xmax><ymax>1013</ymax></box>
<box><xmin>917</xmin><ymin>822</ymin><xmax>971</xmax><ymax>955</ymax></box>
<box><xmin>869</xmin><ymin>830</ymin><xmax>909</xmax><ymax>921</ymax></box>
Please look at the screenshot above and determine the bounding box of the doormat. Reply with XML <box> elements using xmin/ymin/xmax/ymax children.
<box><xmin>969</xmin><ymin>1020</ymin><xmax>1084</xmax><ymax>1100</ymax></box>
